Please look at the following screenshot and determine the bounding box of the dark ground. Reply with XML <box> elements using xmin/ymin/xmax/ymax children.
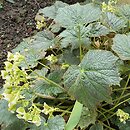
<box><xmin>0</xmin><ymin>0</ymin><xmax>85</xmax><ymax>87</ymax></box>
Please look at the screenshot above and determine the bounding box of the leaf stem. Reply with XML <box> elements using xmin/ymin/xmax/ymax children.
<box><xmin>98</xmin><ymin>120</ymin><xmax>116</xmax><ymax>130</ymax></box>
<box><xmin>24</xmin><ymin>59</ymin><xmax>67</xmax><ymax>92</ymax></box>
<box><xmin>100</xmin><ymin>97</ymin><xmax>130</xmax><ymax>118</ymax></box>
<box><xmin>38</xmin><ymin>61</ymin><xmax>50</xmax><ymax>69</ymax></box>
<box><xmin>115</xmin><ymin>74</ymin><xmax>130</xmax><ymax>105</ymax></box>
<box><xmin>77</xmin><ymin>25</ymin><xmax>83</xmax><ymax>62</ymax></box>
<box><xmin>97</xmin><ymin>109</ymin><xmax>110</xmax><ymax>127</ymax></box>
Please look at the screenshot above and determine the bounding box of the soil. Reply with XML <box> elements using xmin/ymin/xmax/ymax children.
<box><xmin>0</xmin><ymin>0</ymin><xmax>85</xmax><ymax>87</ymax></box>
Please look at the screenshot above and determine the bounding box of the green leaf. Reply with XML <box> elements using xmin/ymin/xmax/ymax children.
<box><xmin>12</xmin><ymin>30</ymin><xmax>55</xmax><ymax>68</ymax></box>
<box><xmin>63</xmin><ymin>50</ymin><xmax>120</xmax><ymax>109</ymax></box>
<box><xmin>61</xmin><ymin>49</ymin><xmax>80</xmax><ymax>65</ymax></box>
<box><xmin>119</xmin><ymin>4</ymin><xmax>130</xmax><ymax>20</ymax></box>
<box><xmin>89</xmin><ymin>123</ymin><xmax>103</xmax><ymax>130</ymax></box>
<box><xmin>65</xmin><ymin>101</ymin><xmax>83</xmax><ymax>130</ymax></box>
<box><xmin>4</xmin><ymin>120</ymin><xmax>26</xmax><ymax>130</ymax></box>
<box><xmin>59</xmin><ymin>25</ymin><xmax>91</xmax><ymax>49</ymax></box>
<box><xmin>0</xmin><ymin>100</ymin><xmax>25</xmax><ymax>130</ymax></box>
<box><xmin>55</xmin><ymin>3</ymin><xmax>101</xmax><ymax>28</ymax></box>
<box><xmin>43</xmin><ymin>115</ymin><xmax>65</xmax><ymax>130</ymax></box>
<box><xmin>30</xmin><ymin>116</ymin><xmax>65</xmax><ymax>130</ymax></box>
<box><xmin>32</xmin><ymin>70</ymin><xmax>64</xmax><ymax>96</ymax></box>
<box><xmin>78</xmin><ymin>107</ymin><xmax>97</xmax><ymax>129</ymax></box>
<box><xmin>51</xmin><ymin>23</ymin><xmax>61</xmax><ymax>33</ymax></box>
<box><xmin>112</xmin><ymin>34</ymin><xmax>130</xmax><ymax>60</ymax></box>
<box><xmin>39</xmin><ymin>1</ymin><xmax>68</xmax><ymax>19</ymax></box>
<box><xmin>30</xmin><ymin>68</ymin><xmax>48</xmax><ymax>77</ymax></box>
<box><xmin>101</xmin><ymin>12</ymin><xmax>126</xmax><ymax>31</ymax></box>
<box><xmin>86</xmin><ymin>22</ymin><xmax>110</xmax><ymax>37</ymax></box>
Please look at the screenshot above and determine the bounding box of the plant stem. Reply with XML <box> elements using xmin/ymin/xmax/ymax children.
<box><xmin>101</xmin><ymin>90</ymin><xmax>130</xmax><ymax>108</ymax></box>
<box><xmin>112</xmin><ymin>86</ymin><xmax>130</xmax><ymax>91</ymax></box>
<box><xmin>98</xmin><ymin>120</ymin><xmax>116</xmax><ymax>130</ymax></box>
<box><xmin>35</xmin><ymin>93</ymin><xmax>56</xmax><ymax>99</ymax></box>
<box><xmin>100</xmin><ymin>97</ymin><xmax>130</xmax><ymax>117</ymax></box>
<box><xmin>77</xmin><ymin>25</ymin><xmax>83</xmax><ymax>62</ymax></box>
<box><xmin>97</xmin><ymin>109</ymin><xmax>110</xmax><ymax>127</ymax></box>
<box><xmin>38</xmin><ymin>61</ymin><xmax>50</xmax><ymax>69</ymax></box>
<box><xmin>116</xmin><ymin>74</ymin><xmax>130</xmax><ymax>104</ymax></box>
<box><xmin>24</xmin><ymin>59</ymin><xmax>67</xmax><ymax>92</ymax></box>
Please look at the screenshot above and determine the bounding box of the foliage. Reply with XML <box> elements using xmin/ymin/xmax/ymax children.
<box><xmin>1</xmin><ymin>0</ymin><xmax>130</xmax><ymax>130</ymax></box>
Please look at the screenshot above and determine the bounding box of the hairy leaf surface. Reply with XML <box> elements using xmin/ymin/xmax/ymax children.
<box><xmin>12</xmin><ymin>30</ymin><xmax>55</xmax><ymax>68</ymax></box>
<box><xmin>63</xmin><ymin>50</ymin><xmax>120</xmax><ymax>109</ymax></box>
<box><xmin>112</xmin><ymin>34</ymin><xmax>130</xmax><ymax>60</ymax></box>
<box><xmin>89</xmin><ymin>123</ymin><xmax>103</xmax><ymax>130</ymax></box>
<box><xmin>59</xmin><ymin>25</ymin><xmax>90</xmax><ymax>49</ymax></box>
<box><xmin>119</xmin><ymin>4</ymin><xmax>130</xmax><ymax>20</ymax></box>
<box><xmin>101</xmin><ymin>12</ymin><xmax>126</xmax><ymax>31</ymax></box>
<box><xmin>78</xmin><ymin>107</ymin><xmax>97</xmax><ymax>129</ymax></box>
<box><xmin>32</xmin><ymin>70</ymin><xmax>64</xmax><ymax>96</ymax></box>
<box><xmin>0</xmin><ymin>100</ymin><xmax>25</xmax><ymax>130</ymax></box>
<box><xmin>30</xmin><ymin>116</ymin><xmax>65</xmax><ymax>130</ymax></box>
<box><xmin>39</xmin><ymin>1</ymin><xmax>68</xmax><ymax>19</ymax></box>
<box><xmin>55</xmin><ymin>3</ymin><xmax>101</xmax><ymax>28</ymax></box>
<box><xmin>86</xmin><ymin>22</ymin><xmax>110</xmax><ymax>37</ymax></box>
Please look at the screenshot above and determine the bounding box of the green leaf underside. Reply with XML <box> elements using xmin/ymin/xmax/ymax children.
<box><xmin>65</xmin><ymin>101</ymin><xmax>83</xmax><ymax>130</ymax></box>
<box><xmin>55</xmin><ymin>3</ymin><xmax>101</xmax><ymax>28</ymax></box>
<box><xmin>32</xmin><ymin>70</ymin><xmax>64</xmax><ymax>96</ymax></box>
<box><xmin>78</xmin><ymin>107</ymin><xmax>97</xmax><ymax>129</ymax></box>
<box><xmin>112</xmin><ymin>34</ymin><xmax>130</xmax><ymax>60</ymax></box>
<box><xmin>12</xmin><ymin>30</ymin><xmax>54</xmax><ymax>68</ymax></box>
<box><xmin>39</xmin><ymin>1</ymin><xmax>68</xmax><ymax>19</ymax></box>
<box><xmin>63</xmin><ymin>50</ymin><xmax>120</xmax><ymax>109</ymax></box>
<box><xmin>89</xmin><ymin>123</ymin><xmax>103</xmax><ymax>130</ymax></box>
<box><xmin>101</xmin><ymin>12</ymin><xmax>126</xmax><ymax>31</ymax></box>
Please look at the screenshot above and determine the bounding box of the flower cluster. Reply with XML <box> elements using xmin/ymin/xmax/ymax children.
<box><xmin>102</xmin><ymin>0</ymin><xmax>118</xmax><ymax>13</ymax></box>
<box><xmin>16</xmin><ymin>104</ymin><xmax>41</xmax><ymax>126</ymax></box>
<box><xmin>46</xmin><ymin>54</ymin><xmax>58</xmax><ymax>64</ymax></box>
<box><xmin>35</xmin><ymin>15</ymin><xmax>46</xmax><ymax>30</ymax></box>
<box><xmin>1</xmin><ymin>52</ymin><xmax>42</xmax><ymax>126</ymax></box>
<box><xmin>1</xmin><ymin>52</ymin><xmax>28</xmax><ymax>112</ymax></box>
<box><xmin>116</xmin><ymin>109</ymin><xmax>129</xmax><ymax>124</ymax></box>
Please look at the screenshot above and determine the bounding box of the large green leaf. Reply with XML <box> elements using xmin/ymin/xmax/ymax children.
<box><xmin>59</xmin><ymin>25</ymin><xmax>91</xmax><ymax>49</ymax></box>
<box><xmin>32</xmin><ymin>70</ymin><xmax>64</xmax><ymax>96</ymax></box>
<box><xmin>38</xmin><ymin>1</ymin><xmax>68</xmax><ymax>19</ymax></box>
<box><xmin>63</xmin><ymin>50</ymin><xmax>120</xmax><ymax>109</ymax></box>
<box><xmin>12</xmin><ymin>30</ymin><xmax>55</xmax><ymax>68</ymax></box>
<box><xmin>78</xmin><ymin>107</ymin><xmax>97</xmax><ymax>129</ymax></box>
<box><xmin>112</xmin><ymin>34</ymin><xmax>130</xmax><ymax>60</ymax></box>
<box><xmin>101</xmin><ymin>12</ymin><xmax>126</xmax><ymax>31</ymax></box>
<box><xmin>55</xmin><ymin>3</ymin><xmax>101</xmax><ymax>28</ymax></box>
